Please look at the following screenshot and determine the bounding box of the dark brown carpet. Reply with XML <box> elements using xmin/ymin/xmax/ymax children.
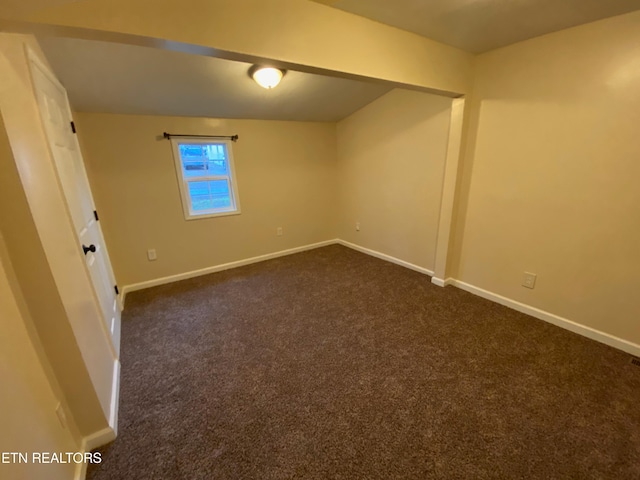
<box><xmin>87</xmin><ymin>245</ymin><xmax>640</xmax><ymax>480</ymax></box>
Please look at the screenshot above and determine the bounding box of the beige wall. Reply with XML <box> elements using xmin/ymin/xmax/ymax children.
<box><xmin>452</xmin><ymin>11</ymin><xmax>640</xmax><ymax>344</ymax></box>
<box><xmin>75</xmin><ymin>113</ymin><xmax>337</xmax><ymax>286</ymax></box>
<box><xmin>76</xmin><ymin>93</ymin><xmax>455</xmax><ymax>286</ymax></box>
<box><xmin>0</xmin><ymin>234</ymin><xmax>78</xmax><ymax>480</ymax></box>
<box><xmin>0</xmin><ymin>111</ymin><xmax>91</xmax><ymax>442</ymax></box>
<box><xmin>336</xmin><ymin>89</ymin><xmax>452</xmax><ymax>271</ymax></box>
<box><xmin>1</xmin><ymin>5</ymin><xmax>638</xmax><ymax>468</ymax></box>
<box><xmin>6</xmin><ymin>0</ymin><xmax>473</xmax><ymax>96</ymax></box>
<box><xmin>0</xmin><ymin>33</ymin><xmax>113</xmax><ymax>436</ymax></box>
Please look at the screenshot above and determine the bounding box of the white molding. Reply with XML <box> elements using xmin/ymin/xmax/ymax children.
<box><xmin>337</xmin><ymin>240</ymin><xmax>434</xmax><ymax>277</ymax></box>
<box><xmin>73</xmin><ymin>359</ymin><xmax>120</xmax><ymax>480</ymax></box>
<box><xmin>82</xmin><ymin>426</ymin><xmax>116</xmax><ymax>455</ymax></box>
<box><xmin>116</xmin><ymin>295</ymin><xmax>125</xmax><ymax>312</ymax></box>
<box><xmin>119</xmin><ymin>239</ymin><xmax>639</xmax><ymax>357</ymax></box>
<box><xmin>431</xmin><ymin>277</ymin><xmax>453</xmax><ymax>287</ymax></box>
<box><xmin>450</xmin><ymin>279</ymin><xmax>640</xmax><ymax>357</ymax></box>
<box><xmin>169</xmin><ymin>137</ymin><xmax>242</xmax><ymax>221</ymax></box>
<box><xmin>72</xmin><ymin>426</ymin><xmax>115</xmax><ymax>480</ymax></box>
<box><xmin>121</xmin><ymin>239</ymin><xmax>339</xmax><ymax>302</ymax></box>
<box><xmin>109</xmin><ymin>359</ymin><xmax>120</xmax><ymax>435</ymax></box>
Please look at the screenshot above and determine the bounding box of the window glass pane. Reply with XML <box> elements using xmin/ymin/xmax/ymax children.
<box><xmin>179</xmin><ymin>143</ymin><xmax>228</xmax><ymax>178</ymax></box>
<box><xmin>179</xmin><ymin>144</ymin><xmax>206</xmax><ymax>178</ymax></box>
<box><xmin>188</xmin><ymin>180</ymin><xmax>231</xmax><ymax>211</ymax></box>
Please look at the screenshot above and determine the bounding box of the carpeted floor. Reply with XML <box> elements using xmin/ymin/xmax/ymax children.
<box><xmin>87</xmin><ymin>245</ymin><xmax>640</xmax><ymax>479</ymax></box>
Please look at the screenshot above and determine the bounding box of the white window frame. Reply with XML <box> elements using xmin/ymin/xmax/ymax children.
<box><xmin>170</xmin><ymin>137</ymin><xmax>241</xmax><ymax>220</ymax></box>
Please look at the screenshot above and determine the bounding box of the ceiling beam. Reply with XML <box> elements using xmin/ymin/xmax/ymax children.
<box><xmin>1</xmin><ymin>0</ymin><xmax>473</xmax><ymax>96</ymax></box>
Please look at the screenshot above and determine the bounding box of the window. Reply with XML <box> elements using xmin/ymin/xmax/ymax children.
<box><xmin>170</xmin><ymin>138</ymin><xmax>240</xmax><ymax>219</ymax></box>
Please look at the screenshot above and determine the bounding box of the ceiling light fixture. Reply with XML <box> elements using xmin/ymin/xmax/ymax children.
<box><xmin>249</xmin><ymin>66</ymin><xmax>285</xmax><ymax>89</ymax></box>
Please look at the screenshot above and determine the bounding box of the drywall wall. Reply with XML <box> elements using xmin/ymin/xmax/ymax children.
<box><xmin>0</xmin><ymin>233</ymin><xmax>78</xmax><ymax>480</ymax></box>
<box><xmin>0</xmin><ymin>106</ymin><xmax>89</xmax><ymax>444</ymax></box>
<box><xmin>336</xmin><ymin>89</ymin><xmax>452</xmax><ymax>271</ymax></box>
<box><xmin>3</xmin><ymin>0</ymin><xmax>473</xmax><ymax>95</ymax></box>
<box><xmin>451</xmin><ymin>11</ymin><xmax>640</xmax><ymax>345</ymax></box>
<box><xmin>0</xmin><ymin>33</ymin><xmax>114</xmax><ymax>435</ymax></box>
<box><xmin>75</xmin><ymin>113</ymin><xmax>337</xmax><ymax>287</ymax></box>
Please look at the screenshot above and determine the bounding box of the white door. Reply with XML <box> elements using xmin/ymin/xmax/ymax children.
<box><xmin>28</xmin><ymin>52</ymin><xmax>121</xmax><ymax>356</ymax></box>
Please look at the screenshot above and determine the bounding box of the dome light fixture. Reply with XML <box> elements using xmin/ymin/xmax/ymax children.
<box><xmin>249</xmin><ymin>65</ymin><xmax>285</xmax><ymax>89</ymax></box>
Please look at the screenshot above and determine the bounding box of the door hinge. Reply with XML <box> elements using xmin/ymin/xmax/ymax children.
<box><xmin>114</xmin><ymin>285</ymin><xmax>119</xmax><ymax>295</ymax></box>
<box><xmin>70</xmin><ymin>121</ymin><xmax>76</xmax><ymax>134</ymax></box>
<box><xmin>94</xmin><ymin>210</ymin><xmax>99</xmax><ymax>221</ymax></box>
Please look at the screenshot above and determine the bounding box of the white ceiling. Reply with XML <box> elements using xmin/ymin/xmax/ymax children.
<box><xmin>312</xmin><ymin>0</ymin><xmax>640</xmax><ymax>53</ymax></box>
<box><xmin>37</xmin><ymin>37</ymin><xmax>393</xmax><ymax>122</ymax></box>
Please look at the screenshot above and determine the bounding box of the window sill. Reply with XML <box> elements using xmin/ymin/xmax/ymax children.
<box><xmin>184</xmin><ymin>208</ymin><xmax>241</xmax><ymax>221</ymax></box>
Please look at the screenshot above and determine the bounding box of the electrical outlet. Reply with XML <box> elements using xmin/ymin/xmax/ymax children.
<box><xmin>355</xmin><ymin>222</ymin><xmax>360</xmax><ymax>231</ymax></box>
<box><xmin>55</xmin><ymin>403</ymin><xmax>68</xmax><ymax>429</ymax></box>
<box><xmin>147</xmin><ymin>249</ymin><xmax>157</xmax><ymax>261</ymax></box>
<box><xmin>522</xmin><ymin>272</ymin><xmax>537</xmax><ymax>289</ymax></box>
<box><xmin>276</xmin><ymin>227</ymin><xmax>283</xmax><ymax>236</ymax></box>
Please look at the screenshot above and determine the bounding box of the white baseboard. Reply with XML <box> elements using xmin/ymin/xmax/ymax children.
<box><xmin>116</xmin><ymin>295</ymin><xmax>125</xmax><ymax>312</ymax></box>
<box><xmin>431</xmin><ymin>277</ymin><xmax>453</xmax><ymax>287</ymax></box>
<box><xmin>119</xmin><ymin>239</ymin><xmax>639</xmax><ymax>357</ymax></box>
<box><xmin>451</xmin><ymin>279</ymin><xmax>640</xmax><ymax>357</ymax></box>
<box><xmin>337</xmin><ymin>240</ymin><xmax>434</xmax><ymax>277</ymax></box>
<box><xmin>74</xmin><ymin>359</ymin><xmax>120</xmax><ymax>480</ymax></box>
<box><xmin>73</xmin><ymin>425</ymin><xmax>115</xmax><ymax>480</ymax></box>
<box><xmin>109</xmin><ymin>359</ymin><xmax>120</xmax><ymax>436</ymax></box>
<box><xmin>121</xmin><ymin>239</ymin><xmax>433</xmax><ymax>304</ymax></box>
<box><xmin>82</xmin><ymin>360</ymin><xmax>119</xmax><ymax>451</ymax></box>
<box><xmin>82</xmin><ymin>426</ymin><xmax>116</xmax><ymax>452</ymax></box>
<box><xmin>121</xmin><ymin>239</ymin><xmax>339</xmax><ymax>304</ymax></box>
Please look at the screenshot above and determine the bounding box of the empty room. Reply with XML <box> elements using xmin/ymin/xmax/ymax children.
<box><xmin>0</xmin><ymin>1</ymin><xmax>639</xmax><ymax>479</ymax></box>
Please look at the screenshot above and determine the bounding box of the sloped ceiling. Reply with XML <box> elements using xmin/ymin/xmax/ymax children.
<box><xmin>38</xmin><ymin>36</ymin><xmax>393</xmax><ymax>122</ymax></box>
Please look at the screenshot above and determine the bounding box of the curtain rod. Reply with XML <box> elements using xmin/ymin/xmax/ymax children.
<box><xmin>163</xmin><ymin>132</ymin><xmax>239</xmax><ymax>142</ymax></box>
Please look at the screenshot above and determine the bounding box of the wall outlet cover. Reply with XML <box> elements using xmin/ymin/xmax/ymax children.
<box><xmin>522</xmin><ymin>272</ymin><xmax>537</xmax><ymax>289</ymax></box>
